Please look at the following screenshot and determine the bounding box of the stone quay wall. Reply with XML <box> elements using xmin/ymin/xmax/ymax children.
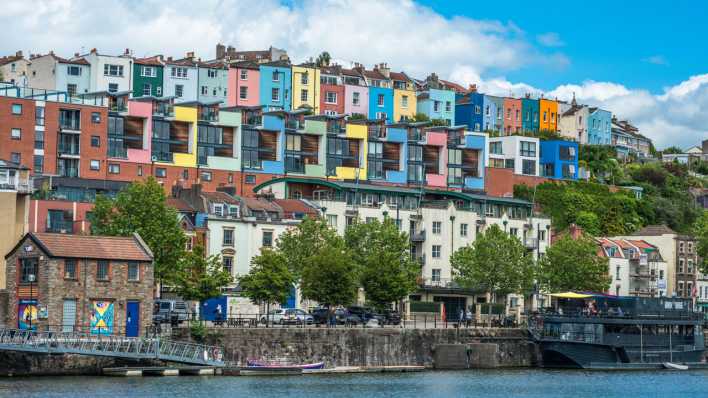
<box><xmin>173</xmin><ymin>327</ymin><xmax>538</xmax><ymax>369</ymax></box>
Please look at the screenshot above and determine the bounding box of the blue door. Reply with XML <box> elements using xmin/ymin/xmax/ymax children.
<box><xmin>200</xmin><ymin>296</ymin><xmax>228</xmax><ymax>321</ymax></box>
<box><xmin>126</xmin><ymin>301</ymin><xmax>140</xmax><ymax>337</ymax></box>
<box><xmin>284</xmin><ymin>286</ymin><xmax>296</xmax><ymax>309</ymax></box>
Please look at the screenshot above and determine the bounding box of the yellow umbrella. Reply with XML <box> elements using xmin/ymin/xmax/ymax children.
<box><xmin>549</xmin><ymin>292</ymin><xmax>594</xmax><ymax>299</ymax></box>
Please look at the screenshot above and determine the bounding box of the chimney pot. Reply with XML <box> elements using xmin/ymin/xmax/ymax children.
<box><xmin>90</xmin><ymin>48</ymin><xmax>97</xmax><ymax>54</ymax></box>
<box><xmin>74</xmin><ymin>52</ymin><xmax>79</xmax><ymax>58</ymax></box>
<box><xmin>15</xmin><ymin>50</ymin><xmax>23</xmax><ymax>57</ymax></box>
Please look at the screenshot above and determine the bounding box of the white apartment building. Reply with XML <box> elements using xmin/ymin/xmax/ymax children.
<box><xmin>82</xmin><ymin>49</ymin><xmax>134</xmax><ymax>93</ymax></box>
<box><xmin>598</xmin><ymin>238</ymin><xmax>668</xmax><ymax>298</ymax></box>
<box><xmin>488</xmin><ymin>135</ymin><xmax>540</xmax><ymax>177</ymax></box>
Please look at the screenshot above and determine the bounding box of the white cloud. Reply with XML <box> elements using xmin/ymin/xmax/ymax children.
<box><xmin>1</xmin><ymin>0</ymin><xmax>705</xmax><ymax>150</ymax></box>
<box><xmin>536</xmin><ymin>32</ymin><xmax>564</xmax><ymax>47</ymax></box>
<box><xmin>643</xmin><ymin>55</ymin><xmax>668</xmax><ymax>66</ymax></box>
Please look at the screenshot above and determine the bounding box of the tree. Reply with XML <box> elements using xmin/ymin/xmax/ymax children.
<box><xmin>275</xmin><ymin>217</ymin><xmax>341</xmax><ymax>278</ymax></box>
<box><xmin>661</xmin><ymin>146</ymin><xmax>684</xmax><ymax>155</ymax></box>
<box><xmin>345</xmin><ymin>218</ymin><xmax>419</xmax><ymax>310</ymax></box>
<box><xmin>695</xmin><ymin>211</ymin><xmax>708</xmax><ymax>273</ymax></box>
<box><xmin>315</xmin><ymin>51</ymin><xmax>331</xmax><ymax>67</ymax></box>
<box><xmin>450</xmin><ymin>224</ymin><xmax>533</xmax><ymax>326</ymax></box>
<box><xmin>239</xmin><ymin>248</ymin><xmax>294</xmax><ymax>327</ymax></box>
<box><xmin>300</xmin><ymin>244</ymin><xmax>358</xmax><ymax>309</ymax></box>
<box><xmin>412</xmin><ymin>112</ymin><xmax>430</xmax><ymax>122</ymax></box>
<box><xmin>537</xmin><ymin>235</ymin><xmax>610</xmax><ymax>293</ymax></box>
<box><xmin>173</xmin><ymin>246</ymin><xmax>233</xmax><ymax>302</ymax></box>
<box><xmin>90</xmin><ymin>177</ymin><xmax>186</xmax><ymax>285</ymax></box>
<box><xmin>348</xmin><ymin>113</ymin><xmax>367</xmax><ymax>121</ymax></box>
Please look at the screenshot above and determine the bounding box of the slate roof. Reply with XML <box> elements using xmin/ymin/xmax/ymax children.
<box><xmin>273</xmin><ymin>199</ymin><xmax>319</xmax><ymax>218</ymax></box>
<box><xmin>201</xmin><ymin>191</ymin><xmax>240</xmax><ymax>205</ymax></box>
<box><xmin>9</xmin><ymin>233</ymin><xmax>153</xmax><ymax>261</ymax></box>
<box><xmin>166</xmin><ymin>197</ymin><xmax>195</xmax><ymax>213</ymax></box>
<box><xmin>631</xmin><ymin>225</ymin><xmax>676</xmax><ymax>236</ymax></box>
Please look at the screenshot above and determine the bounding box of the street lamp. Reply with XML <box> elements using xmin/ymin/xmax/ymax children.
<box><xmin>28</xmin><ymin>273</ymin><xmax>36</xmax><ymax>331</ymax></box>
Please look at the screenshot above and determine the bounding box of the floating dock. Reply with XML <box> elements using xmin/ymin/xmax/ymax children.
<box><xmin>103</xmin><ymin>365</ymin><xmax>425</xmax><ymax>377</ymax></box>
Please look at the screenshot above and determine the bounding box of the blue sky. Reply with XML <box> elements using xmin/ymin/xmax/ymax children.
<box><xmin>1</xmin><ymin>0</ymin><xmax>706</xmax><ymax>148</ymax></box>
<box><xmin>419</xmin><ymin>1</ymin><xmax>708</xmax><ymax>93</ymax></box>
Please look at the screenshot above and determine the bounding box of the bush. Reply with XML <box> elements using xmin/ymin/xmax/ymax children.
<box><xmin>189</xmin><ymin>321</ymin><xmax>206</xmax><ymax>342</ymax></box>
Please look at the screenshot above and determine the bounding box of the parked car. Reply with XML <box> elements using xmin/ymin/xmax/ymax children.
<box><xmin>311</xmin><ymin>308</ymin><xmax>330</xmax><ymax>324</ymax></box>
<box><xmin>381</xmin><ymin>310</ymin><xmax>402</xmax><ymax>325</ymax></box>
<box><xmin>260</xmin><ymin>308</ymin><xmax>314</xmax><ymax>325</ymax></box>
<box><xmin>347</xmin><ymin>306</ymin><xmax>384</xmax><ymax>325</ymax></box>
<box><xmin>152</xmin><ymin>300</ymin><xmax>189</xmax><ymax>325</ymax></box>
<box><xmin>334</xmin><ymin>309</ymin><xmax>362</xmax><ymax>326</ymax></box>
<box><xmin>260</xmin><ymin>309</ymin><xmax>287</xmax><ymax>325</ymax></box>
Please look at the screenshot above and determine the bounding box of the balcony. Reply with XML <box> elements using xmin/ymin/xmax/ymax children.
<box><xmin>154</xmin><ymin>104</ymin><xmax>174</xmax><ymax>118</ymax></box>
<box><xmin>408</xmin><ymin>128</ymin><xmax>423</xmax><ymax>142</ymax></box>
<box><xmin>108</xmin><ymin>145</ymin><xmax>128</xmax><ymax>159</ymax></box>
<box><xmin>410</xmin><ymin>230</ymin><xmax>426</xmax><ymax>242</ymax></box>
<box><xmin>46</xmin><ymin>219</ymin><xmax>73</xmax><ymax>234</ymax></box>
<box><xmin>285</xmin><ymin>119</ymin><xmax>302</xmax><ymax>130</ymax></box>
<box><xmin>59</xmin><ymin>119</ymin><xmax>80</xmax><ymax>131</ymax></box>
<box><xmin>245</xmin><ymin>116</ymin><xmax>262</xmax><ymax>126</ymax></box>
<box><xmin>368</xmin><ymin>126</ymin><xmax>386</xmax><ymax>140</ymax></box>
<box><xmin>0</xmin><ymin>171</ymin><xmax>32</xmax><ymax>193</ymax></box>
<box><xmin>110</xmin><ymin>103</ymin><xmax>128</xmax><ymax>113</ymax></box>
<box><xmin>199</xmin><ymin>109</ymin><xmax>219</xmax><ymax>122</ymax></box>
<box><xmin>420</xmin><ymin>277</ymin><xmax>455</xmax><ymax>288</ymax></box>
<box><xmin>326</xmin><ymin>123</ymin><xmax>346</xmax><ymax>135</ymax></box>
<box><xmin>152</xmin><ymin>152</ymin><xmax>174</xmax><ymax>162</ymax></box>
<box><xmin>58</xmin><ymin>142</ymin><xmax>80</xmax><ymax>157</ymax></box>
<box><xmin>524</xmin><ymin>238</ymin><xmax>538</xmax><ymax>250</ymax></box>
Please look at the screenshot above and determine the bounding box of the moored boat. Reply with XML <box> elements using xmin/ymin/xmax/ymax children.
<box><xmin>246</xmin><ymin>359</ymin><xmax>325</xmax><ymax>370</ymax></box>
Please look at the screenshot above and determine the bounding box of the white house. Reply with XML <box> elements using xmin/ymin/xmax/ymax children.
<box><xmin>163</xmin><ymin>54</ymin><xmax>199</xmax><ymax>103</ymax></box>
<box><xmin>598</xmin><ymin>237</ymin><xmax>668</xmax><ymax>298</ymax></box>
<box><xmin>488</xmin><ymin>135</ymin><xmax>540</xmax><ymax>177</ymax></box>
<box><xmin>27</xmin><ymin>53</ymin><xmax>92</xmax><ymax>96</ymax></box>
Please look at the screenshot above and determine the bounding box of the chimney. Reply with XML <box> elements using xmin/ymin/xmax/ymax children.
<box><xmin>15</xmin><ymin>50</ymin><xmax>22</xmax><ymax>57</ymax></box>
<box><xmin>216</xmin><ymin>43</ymin><xmax>226</xmax><ymax>59</ymax></box>
<box><xmin>468</xmin><ymin>84</ymin><xmax>477</xmax><ymax>93</ymax></box>
<box><xmin>74</xmin><ymin>53</ymin><xmax>79</xmax><ymax>58</ymax></box>
<box><xmin>90</xmin><ymin>48</ymin><xmax>97</xmax><ymax>54</ymax></box>
<box><xmin>124</xmin><ymin>48</ymin><xmax>130</xmax><ymax>55</ymax></box>
<box><xmin>186</xmin><ymin>51</ymin><xmax>195</xmax><ymax>60</ymax></box>
<box><xmin>376</xmin><ymin>62</ymin><xmax>390</xmax><ymax>78</ymax></box>
<box><xmin>167</xmin><ymin>56</ymin><xmax>173</xmax><ymax>62</ymax></box>
<box><xmin>227</xmin><ymin>46</ymin><xmax>236</xmax><ymax>58</ymax></box>
<box><xmin>49</xmin><ymin>51</ymin><xmax>55</xmax><ymax>56</ymax></box>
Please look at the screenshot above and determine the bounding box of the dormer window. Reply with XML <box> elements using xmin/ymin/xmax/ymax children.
<box><xmin>213</xmin><ymin>203</ymin><xmax>223</xmax><ymax>217</ymax></box>
<box><xmin>229</xmin><ymin>205</ymin><xmax>239</xmax><ymax>218</ymax></box>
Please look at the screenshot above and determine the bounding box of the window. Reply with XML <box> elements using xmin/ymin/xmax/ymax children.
<box><xmin>300</xmin><ymin>73</ymin><xmax>309</xmax><ymax>85</ymax></box>
<box><xmin>239</xmin><ymin>86</ymin><xmax>248</xmax><ymax>100</ymax></box>
<box><xmin>103</xmin><ymin>64</ymin><xmax>124</xmax><ymax>77</ymax></box>
<box><xmin>175</xmin><ymin>84</ymin><xmax>184</xmax><ymax>98</ymax></box>
<box><xmin>108</xmin><ymin>83</ymin><xmax>118</xmax><ymax>93</ymax></box>
<box><xmin>91</xmin><ymin>112</ymin><xmax>101</xmax><ymax>123</ymax></box>
<box><xmin>352</xmin><ymin>92</ymin><xmax>360</xmax><ymax>105</ymax></box>
<box><xmin>155</xmin><ymin>167</ymin><xmax>166</xmax><ymax>178</ymax></box>
<box><xmin>97</xmin><ymin>260</ymin><xmax>109</xmax><ymax>281</ymax></box>
<box><xmin>90</xmin><ymin>160</ymin><xmax>100</xmax><ymax>170</ymax></box>
<box><xmin>474</xmin><ymin>105</ymin><xmax>481</xmax><ymax>114</ymax></box>
<box><xmin>228</xmin><ymin>173</ymin><xmax>233</xmax><ymax>184</ymax></box>
<box><xmin>262</xmin><ymin>230</ymin><xmax>273</xmax><ymax>247</ymax></box>
<box><xmin>64</xmin><ymin>259</ymin><xmax>77</xmax><ymax>279</ymax></box>
<box><xmin>141</xmin><ymin>66</ymin><xmax>156</xmax><ymax>77</ymax></box>
<box><xmin>201</xmin><ymin>171</ymin><xmax>212</xmax><ymax>181</ymax></box>
<box><xmin>272</xmin><ymin>87</ymin><xmax>280</xmax><ymax>102</ymax></box>
<box><xmin>91</xmin><ymin>136</ymin><xmax>100</xmax><ymax>147</ymax></box>
<box><xmin>688</xmin><ymin>260</ymin><xmax>694</xmax><ymax>274</ymax></box>
<box><xmin>377</xmin><ymin>94</ymin><xmax>384</xmax><ymax>107</ymax></box>
<box><xmin>522</xmin><ymin>159</ymin><xmax>536</xmax><ymax>175</ymax></box>
<box><xmin>67</xmin><ymin>65</ymin><xmax>81</xmax><ymax>76</ymax></box>
<box><xmin>460</xmin><ymin>223</ymin><xmax>468</xmax><ymax>237</ymax></box>
<box><xmin>143</xmin><ymin>83</ymin><xmax>152</xmax><ymax>96</ymax></box>
<box><xmin>33</xmin><ymin>155</ymin><xmax>43</xmax><ymax>174</ymax></box>
<box><xmin>432</xmin><ymin>269</ymin><xmax>441</xmax><ymax>282</ymax></box>
<box><xmin>509</xmin><ymin>227</ymin><xmax>518</xmax><ymax>237</ymax></box>
<box><xmin>300</xmin><ymin>89</ymin><xmax>308</xmax><ymax>102</ymax></box>
<box><xmin>223</xmin><ymin>256</ymin><xmax>233</xmax><ymax>275</ymax></box>
<box><xmin>679</xmin><ymin>259</ymin><xmax>684</xmax><ymax>273</ymax></box>
<box><xmin>127</xmin><ymin>261</ymin><xmax>140</xmax><ymax>281</ymax></box>
<box><xmin>272</xmin><ymin>71</ymin><xmax>280</xmax><ymax>81</ymax></box>
<box><xmin>213</xmin><ymin>204</ymin><xmax>223</xmax><ymax>217</ymax></box>
<box><xmin>490</xmin><ymin>142</ymin><xmax>502</xmax><ymax>155</ymax></box>
<box><xmin>325</xmin><ymin>91</ymin><xmax>337</xmax><ymax>104</ymax></box>
<box><xmin>12</xmin><ymin>103</ymin><xmax>22</xmax><ymax>115</ymax></box>
<box><xmin>20</xmin><ymin>258</ymin><xmax>38</xmax><ymax>283</ymax></box>
<box><xmin>35</xmin><ymin>106</ymin><xmax>45</xmax><ymax>126</ymax></box>
<box><xmin>616</xmin><ymin>265</ymin><xmax>621</xmax><ymax>281</ymax></box>
<box><xmin>171</xmin><ymin>67</ymin><xmax>188</xmax><ymax>78</ymax></box>
<box><xmin>156</xmin><ymin>86</ymin><xmax>162</xmax><ymax>96</ymax></box>
<box><xmin>401</xmin><ymin>95</ymin><xmax>408</xmax><ymax>108</ymax></box>
<box><xmin>207</xmin><ymin>69</ymin><xmax>217</xmax><ymax>78</ymax></box>
<box><xmin>240</xmin><ymin>69</ymin><xmax>248</xmax><ymax>80</ymax></box>
<box><xmin>432</xmin><ymin>245</ymin><xmax>441</xmax><ymax>258</ymax></box>
<box><xmin>137</xmin><ymin>166</ymin><xmax>143</xmax><ymax>176</ymax></box>
<box><xmin>201</xmin><ymin>86</ymin><xmax>208</xmax><ymax>95</ymax></box>
<box><xmin>245</xmin><ymin>175</ymin><xmax>256</xmax><ymax>184</ymax></box>
<box><xmin>11</xmin><ymin>128</ymin><xmax>21</xmax><ymax>139</ymax></box>
<box><xmin>520</xmin><ymin>141</ymin><xmax>536</xmax><ymax>157</ymax></box>
<box><xmin>688</xmin><ymin>242</ymin><xmax>694</xmax><ymax>253</ymax></box>
<box><xmin>543</xmin><ymin>111</ymin><xmax>547</xmax><ymax>122</ymax></box>
<box><xmin>432</xmin><ymin>221</ymin><xmax>442</xmax><ymax>234</ymax></box>
<box><xmin>11</xmin><ymin>152</ymin><xmax>20</xmax><ymax>164</ymax></box>
<box><xmin>445</xmin><ymin>101</ymin><xmax>451</xmax><ymax>112</ymax></box>
<box><xmin>223</xmin><ymin>229</ymin><xmax>234</xmax><ymax>246</ymax></box>
<box><xmin>327</xmin><ymin>214</ymin><xmax>338</xmax><ymax>228</ymax></box>
<box><xmin>474</xmin><ymin>123</ymin><xmax>481</xmax><ymax>132</ymax></box>
<box><xmin>66</xmin><ymin>83</ymin><xmax>77</xmax><ymax>97</ymax></box>
<box><xmin>539</xmin><ymin>230</ymin><xmax>546</xmax><ymax>242</ymax></box>
<box><xmin>434</xmin><ymin>101</ymin><xmax>441</xmax><ymax>112</ymax></box>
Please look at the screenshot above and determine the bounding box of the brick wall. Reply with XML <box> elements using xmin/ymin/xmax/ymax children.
<box><xmin>0</xmin><ymin>97</ymin><xmax>35</xmax><ymax>168</ymax></box>
<box><xmin>484</xmin><ymin>167</ymin><xmax>548</xmax><ymax>198</ymax></box>
<box><xmin>6</xmin><ymin>236</ymin><xmax>154</xmax><ymax>335</ymax></box>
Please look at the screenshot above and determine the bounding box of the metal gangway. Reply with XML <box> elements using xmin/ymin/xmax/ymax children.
<box><xmin>0</xmin><ymin>329</ymin><xmax>224</xmax><ymax>366</ymax></box>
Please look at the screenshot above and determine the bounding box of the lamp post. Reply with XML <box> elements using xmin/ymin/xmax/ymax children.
<box><xmin>28</xmin><ymin>273</ymin><xmax>36</xmax><ymax>331</ymax></box>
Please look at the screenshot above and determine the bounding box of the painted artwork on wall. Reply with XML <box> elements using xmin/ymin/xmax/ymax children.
<box><xmin>90</xmin><ymin>300</ymin><xmax>114</xmax><ymax>335</ymax></box>
<box><xmin>18</xmin><ymin>299</ymin><xmax>37</xmax><ymax>330</ymax></box>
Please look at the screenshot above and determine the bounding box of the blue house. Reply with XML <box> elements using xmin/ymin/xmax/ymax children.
<box><xmin>482</xmin><ymin>95</ymin><xmax>503</xmax><ymax>132</ymax></box>
<box><xmin>416</xmin><ymin>88</ymin><xmax>455</xmax><ymax>126</ymax></box>
<box><xmin>454</xmin><ymin>91</ymin><xmax>483</xmax><ymax>131</ymax></box>
<box><xmin>368</xmin><ymin>86</ymin><xmax>394</xmax><ymax>122</ymax></box>
<box><xmin>587</xmin><ymin>107</ymin><xmax>612</xmax><ymax>145</ymax></box>
<box><xmin>540</xmin><ymin>140</ymin><xmax>579</xmax><ymax>180</ymax></box>
<box><xmin>521</xmin><ymin>97</ymin><xmax>539</xmax><ymax>133</ymax></box>
<box><xmin>259</xmin><ymin>61</ymin><xmax>292</xmax><ymax>111</ymax></box>
<box><xmin>241</xmin><ymin>111</ymin><xmax>285</xmax><ymax>174</ymax></box>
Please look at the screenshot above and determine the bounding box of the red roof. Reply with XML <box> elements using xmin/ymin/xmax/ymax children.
<box><xmin>166</xmin><ymin>197</ymin><xmax>195</xmax><ymax>212</ymax></box>
<box><xmin>242</xmin><ymin>197</ymin><xmax>281</xmax><ymax>213</ymax></box>
<box><xmin>439</xmin><ymin>79</ymin><xmax>467</xmax><ymax>93</ymax></box>
<box><xmin>134</xmin><ymin>55</ymin><xmax>163</xmax><ymax>66</ymax></box>
<box><xmin>389</xmin><ymin>71</ymin><xmax>408</xmax><ymax>81</ymax></box>
<box><xmin>201</xmin><ymin>191</ymin><xmax>240</xmax><ymax>205</ymax></box>
<box><xmin>273</xmin><ymin>199</ymin><xmax>318</xmax><ymax>218</ymax></box>
<box><xmin>22</xmin><ymin>233</ymin><xmax>153</xmax><ymax>261</ymax></box>
<box><xmin>362</xmin><ymin>69</ymin><xmax>387</xmax><ymax>80</ymax></box>
<box><xmin>165</xmin><ymin>57</ymin><xmax>197</xmax><ymax>67</ymax></box>
<box><xmin>0</xmin><ymin>55</ymin><xmax>23</xmax><ymax>66</ymax></box>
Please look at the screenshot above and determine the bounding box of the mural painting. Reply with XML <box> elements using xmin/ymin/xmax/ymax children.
<box><xmin>18</xmin><ymin>299</ymin><xmax>37</xmax><ymax>330</ymax></box>
<box><xmin>90</xmin><ymin>300</ymin><xmax>114</xmax><ymax>335</ymax></box>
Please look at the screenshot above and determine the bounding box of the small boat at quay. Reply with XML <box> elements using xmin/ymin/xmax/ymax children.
<box><xmin>529</xmin><ymin>294</ymin><xmax>705</xmax><ymax>369</ymax></box>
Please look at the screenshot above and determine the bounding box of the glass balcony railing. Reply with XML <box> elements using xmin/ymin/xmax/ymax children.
<box><xmin>152</xmin><ymin>152</ymin><xmax>174</xmax><ymax>162</ymax></box>
<box><xmin>245</xmin><ymin>116</ymin><xmax>262</xmax><ymax>126</ymax></box>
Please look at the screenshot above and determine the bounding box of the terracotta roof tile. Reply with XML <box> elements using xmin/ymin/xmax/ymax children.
<box><xmin>272</xmin><ymin>199</ymin><xmax>318</xmax><ymax>218</ymax></box>
<box><xmin>0</xmin><ymin>55</ymin><xmax>23</xmax><ymax>66</ymax></box>
<box><xmin>242</xmin><ymin>197</ymin><xmax>281</xmax><ymax>213</ymax></box>
<box><xmin>201</xmin><ymin>191</ymin><xmax>240</xmax><ymax>205</ymax></box>
<box><xmin>166</xmin><ymin>197</ymin><xmax>195</xmax><ymax>212</ymax></box>
<box><xmin>134</xmin><ymin>55</ymin><xmax>163</xmax><ymax>66</ymax></box>
<box><xmin>30</xmin><ymin>233</ymin><xmax>153</xmax><ymax>261</ymax></box>
<box><xmin>389</xmin><ymin>71</ymin><xmax>408</xmax><ymax>81</ymax></box>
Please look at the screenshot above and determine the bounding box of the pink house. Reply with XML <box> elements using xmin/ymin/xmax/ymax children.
<box><xmin>227</xmin><ymin>62</ymin><xmax>260</xmax><ymax>107</ymax></box>
<box><xmin>342</xmin><ymin>68</ymin><xmax>368</xmax><ymax>117</ymax></box>
<box><xmin>110</xmin><ymin>98</ymin><xmax>155</xmax><ymax>164</ymax></box>
<box><xmin>424</xmin><ymin>130</ymin><xmax>447</xmax><ymax>187</ymax></box>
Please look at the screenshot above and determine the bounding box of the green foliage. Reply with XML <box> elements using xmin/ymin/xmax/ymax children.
<box><xmin>451</xmin><ymin>224</ymin><xmax>534</xmax><ymax>296</ymax></box>
<box><xmin>90</xmin><ymin>177</ymin><xmax>186</xmax><ymax>282</ymax></box>
<box><xmin>537</xmin><ymin>235</ymin><xmax>610</xmax><ymax>292</ymax></box>
<box><xmin>661</xmin><ymin>146</ymin><xmax>684</xmax><ymax>155</ymax></box>
<box><xmin>345</xmin><ymin>217</ymin><xmax>419</xmax><ymax>310</ymax></box>
<box><xmin>430</xmin><ymin>118</ymin><xmax>449</xmax><ymax>126</ymax></box>
<box><xmin>315</xmin><ymin>51</ymin><xmax>331</xmax><ymax>67</ymax></box>
<box><xmin>173</xmin><ymin>246</ymin><xmax>233</xmax><ymax>302</ymax></box>
<box><xmin>412</xmin><ymin>113</ymin><xmax>430</xmax><ymax>122</ymax></box>
<box><xmin>578</xmin><ymin>145</ymin><xmax>621</xmax><ymax>181</ymax></box>
<box><xmin>275</xmin><ymin>217</ymin><xmax>341</xmax><ymax>278</ymax></box>
<box><xmin>695</xmin><ymin>211</ymin><xmax>708</xmax><ymax>273</ymax></box>
<box><xmin>300</xmin><ymin>244</ymin><xmax>358</xmax><ymax>308</ymax></box>
<box><xmin>189</xmin><ymin>321</ymin><xmax>206</xmax><ymax>342</ymax></box>
<box><xmin>239</xmin><ymin>248</ymin><xmax>294</xmax><ymax>306</ymax></box>
<box><xmin>348</xmin><ymin>113</ymin><xmax>367</xmax><ymax>121</ymax></box>
<box><xmin>575</xmin><ymin>211</ymin><xmax>601</xmax><ymax>236</ymax></box>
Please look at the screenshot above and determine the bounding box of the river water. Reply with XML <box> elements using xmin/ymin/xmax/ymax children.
<box><xmin>0</xmin><ymin>369</ymin><xmax>706</xmax><ymax>397</ymax></box>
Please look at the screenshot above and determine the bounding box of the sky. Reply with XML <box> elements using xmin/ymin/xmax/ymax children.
<box><xmin>2</xmin><ymin>0</ymin><xmax>707</xmax><ymax>149</ymax></box>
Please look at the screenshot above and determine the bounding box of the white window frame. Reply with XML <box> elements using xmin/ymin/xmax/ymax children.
<box><xmin>142</xmin><ymin>83</ymin><xmax>152</xmax><ymax>96</ymax></box>
<box><xmin>67</xmin><ymin>66</ymin><xmax>82</xmax><ymax>76</ymax></box>
<box><xmin>240</xmin><ymin>69</ymin><xmax>248</xmax><ymax>80</ymax></box>
<box><xmin>272</xmin><ymin>87</ymin><xmax>280</xmax><ymax>102</ymax></box>
<box><xmin>377</xmin><ymin>94</ymin><xmax>384</xmax><ymax>107</ymax></box>
<box><xmin>103</xmin><ymin>64</ymin><xmax>124</xmax><ymax>77</ymax></box>
<box><xmin>300</xmin><ymin>88</ymin><xmax>308</xmax><ymax>102</ymax></box>
<box><xmin>175</xmin><ymin>84</ymin><xmax>184</xmax><ymax>98</ymax></box>
<box><xmin>171</xmin><ymin>67</ymin><xmax>188</xmax><ymax>78</ymax></box>
<box><xmin>89</xmin><ymin>160</ymin><xmax>100</xmax><ymax>170</ymax></box>
<box><xmin>352</xmin><ymin>92</ymin><xmax>360</xmax><ymax>106</ymax></box>
<box><xmin>239</xmin><ymin>86</ymin><xmax>248</xmax><ymax>100</ymax></box>
<box><xmin>141</xmin><ymin>66</ymin><xmax>156</xmax><ymax>78</ymax></box>
<box><xmin>325</xmin><ymin>91</ymin><xmax>337</xmax><ymax>104</ymax></box>
<box><xmin>401</xmin><ymin>95</ymin><xmax>408</xmax><ymax>108</ymax></box>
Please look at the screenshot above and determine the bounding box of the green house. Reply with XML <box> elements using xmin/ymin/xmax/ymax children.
<box><xmin>132</xmin><ymin>56</ymin><xmax>164</xmax><ymax>97</ymax></box>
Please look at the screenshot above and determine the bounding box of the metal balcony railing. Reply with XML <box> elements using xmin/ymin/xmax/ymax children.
<box><xmin>46</xmin><ymin>219</ymin><xmax>73</xmax><ymax>234</ymax></box>
<box><xmin>410</xmin><ymin>230</ymin><xmax>426</xmax><ymax>242</ymax></box>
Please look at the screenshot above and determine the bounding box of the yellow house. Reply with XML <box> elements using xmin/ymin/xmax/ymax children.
<box><xmin>538</xmin><ymin>98</ymin><xmax>559</xmax><ymax>132</ymax></box>
<box><xmin>292</xmin><ymin>64</ymin><xmax>321</xmax><ymax>113</ymax></box>
<box><xmin>168</xmin><ymin>104</ymin><xmax>198</xmax><ymax>168</ymax></box>
<box><xmin>334</xmin><ymin>123</ymin><xmax>367</xmax><ymax>180</ymax></box>
<box><xmin>391</xmin><ymin>71</ymin><xmax>416</xmax><ymax>122</ymax></box>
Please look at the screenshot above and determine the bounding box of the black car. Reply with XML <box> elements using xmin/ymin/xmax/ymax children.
<box><xmin>381</xmin><ymin>310</ymin><xmax>401</xmax><ymax>325</ymax></box>
<box><xmin>311</xmin><ymin>308</ymin><xmax>331</xmax><ymax>324</ymax></box>
<box><xmin>347</xmin><ymin>306</ymin><xmax>384</xmax><ymax>325</ymax></box>
<box><xmin>334</xmin><ymin>309</ymin><xmax>362</xmax><ymax>325</ymax></box>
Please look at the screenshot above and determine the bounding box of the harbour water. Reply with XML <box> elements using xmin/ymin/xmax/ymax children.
<box><xmin>1</xmin><ymin>369</ymin><xmax>707</xmax><ymax>397</ymax></box>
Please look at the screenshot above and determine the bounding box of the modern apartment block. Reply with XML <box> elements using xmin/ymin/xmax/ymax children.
<box><xmin>488</xmin><ymin>136</ymin><xmax>540</xmax><ymax>177</ymax></box>
<box><xmin>539</xmin><ymin>140</ymin><xmax>579</xmax><ymax>180</ymax></box>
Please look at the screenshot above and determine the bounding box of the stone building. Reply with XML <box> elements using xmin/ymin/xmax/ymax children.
<box><xmin>4</xmin><ymin>232</ymin><xmax>154</xmax><ymax>336</ymax></box>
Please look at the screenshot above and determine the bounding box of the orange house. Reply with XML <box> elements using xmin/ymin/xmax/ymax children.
<box><xmin>538</xmin><ymin>98</ymin><xmax>558</xmax><ymax>132</ymax></box>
